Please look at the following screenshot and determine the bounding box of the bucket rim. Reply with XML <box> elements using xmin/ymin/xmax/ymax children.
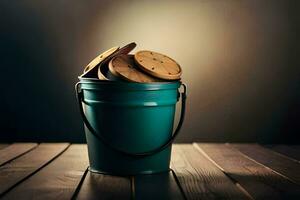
<box><xmin>78</xmin><ymin>77</ymin><xmax>181</xmax><ymax>90</ymax></box>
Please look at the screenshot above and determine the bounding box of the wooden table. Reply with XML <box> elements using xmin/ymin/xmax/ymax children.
<box><xmin>0</xmin><ymin>143</ymin><xmax>299</xmax><ymax>199</ymax></box>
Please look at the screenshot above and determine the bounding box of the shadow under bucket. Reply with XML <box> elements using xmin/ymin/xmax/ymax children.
<box><xmin>76</xmin><ymin>78</ymin><xmax>186</xmax><ymax>175</ymax></box>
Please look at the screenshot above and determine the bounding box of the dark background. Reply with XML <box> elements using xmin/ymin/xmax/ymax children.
<box><xmin>0</xmin><ymin>0</ymin><xmax>299</xmax><ymax>143</ymax></box>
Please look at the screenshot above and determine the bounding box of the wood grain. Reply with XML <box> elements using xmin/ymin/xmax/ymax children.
<box><xmin>109</xmin><ymin>54</ymin><xmax>159</xmax><ymax>83</ymax></box>
<box><xmin>231</xmin><ymin>144</ymin><xmax>300</xmax><ymax>185</ymax></box>
<box><xmin>171</xmin><ymin>144</ymin><xmax>250</xmax><ymax>200</ymax></box>
<box><xmin>0</xmin><ymin>143</ymin><xmax>69</xmax><ymax>196</ymax></box>
<box><xmin>0</xmin><ymin>144</ymin><xmax>10</xmax><ymax>150</ymax></box>
<box><xmin>265</xmin><ymin>145</ymin><xmax>300</xmax><ymax>162</ymax></box>
<box><xmin>0</xmin><ymin>143</ymin><xmax>38</xmax><ymax>166</ymax></box>
<box><xmin>196</xmin><ymin>143</ymin><xmax>300</xmax><ymax>199</ymax></box>
<box><xmin>76</xmin><ymin>171</ymin><xmax>131</xmax><ymax>200</ymax></box>
<box><xmin>135</xmin><ymin>50</ymin><xmax>182</xmax><ymax>80</ymax></box>
<box><xmin>134</xmin><ymin>171</ymin><xmax>184</xmax><ymax>200</ymax></box>
<box><xmin>1</xmin><ymin>143</ymin><xmax>299</xmax><ymax>199</ymax></box>
<box><xmin>2</xmin><ymin>144</ymin><xmax>88</xmax><ymax>200</ymax></box>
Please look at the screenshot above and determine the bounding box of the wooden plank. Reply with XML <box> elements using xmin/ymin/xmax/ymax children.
<box><xmin>134</xmin><ymin>171</ymin><xmax>184</xmax><ymax>200</ymax></box>
<box><xmin>0</xmin><ymin>143</ymin><xmax>38</xmax><ymax>166</ymax></box>
<box><xmin>265</xmin><ymin>145</ymin><xmax>300</xmax><ymax>162</ymax></box>
<box><xmin>231</xmin><ymin>144</ymin><xmax>300</xmax><ymax>185</ymax></box>
<box><xmin>0</xmin><ymin>144</ymin><xmax>10</xmax><ymax>150</ymax></box>
<box><xmin>170</xmin><ymin>144</ymin><xmax>250</xmax><ymax>200</ymax></box>
<box><xmin>2</xmin><ymin>144</ymin><xmax>88</xmax><ymax>200</ymax></box>
<box><xmin>196</xmin><ymin>143</ymin><xmax>300</xmax><ymax>199</ymax></box>
<box><xmin>0</xmin><ymin>143</ymin><xmax>69</xmax><ymax>196</ymax></box>
<box><xmin>76</xmin><ymin>172</ymin><xmax>131</xmax><ymax>200</ymax></box>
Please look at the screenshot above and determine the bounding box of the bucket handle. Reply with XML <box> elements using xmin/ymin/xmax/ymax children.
<box><xmin>75</xmin><ymin>82</ymin><xmax>187</xmax><ymax>157</ymax></box>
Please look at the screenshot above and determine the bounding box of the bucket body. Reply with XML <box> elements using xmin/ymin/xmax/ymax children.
<box><xmin>79</xmin><ymin>79</ymin><xmax>181</xmax><ymax>175</ymax></box>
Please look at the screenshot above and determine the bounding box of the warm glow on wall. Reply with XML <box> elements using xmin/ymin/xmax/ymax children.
<box><xmin>1</xmin><ymin>0</ymin><xmax>297</xmax><ymax>142</ymax></box>
<box><xmin>77</xmin><ymin>0</ymin><xmax>294</xmax><ymax>141</ymax></box>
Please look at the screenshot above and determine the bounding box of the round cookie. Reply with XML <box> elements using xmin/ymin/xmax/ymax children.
<box><xmin>81</xmin><ymin>46</ymin><xmax>119</xmax><ymax>78</ymax></box>
<box><xmin>97</xmin><ymin>42</ymin><xmax>137</xmax><ymax>80</ymax></box>
<box><xmin>109</xmin><ymin>54</ymin><xmax>159</xmax><ymax>83</ymax></box>
<box><xmin>134</xmin><ymin>50</ymin><xmax>182</xmax><ymax>80</ymax></box>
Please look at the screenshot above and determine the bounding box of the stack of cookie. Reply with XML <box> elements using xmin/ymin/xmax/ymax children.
<box><xmin>80</xmin><ymin>42</ymin><xmax>182</xmax><ymax>83</ymax></box>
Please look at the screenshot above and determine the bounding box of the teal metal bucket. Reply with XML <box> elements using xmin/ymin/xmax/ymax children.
<box><xmin>75</xmin><ymin>78</ymin><xmax>186</xmax><ymax>175</ymax></box>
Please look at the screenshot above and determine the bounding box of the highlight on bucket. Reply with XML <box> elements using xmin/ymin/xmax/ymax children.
<box><xmin>75</xmin><ymin>42</ymin><xmax>187</xmax><ymax>175</ymax></box>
